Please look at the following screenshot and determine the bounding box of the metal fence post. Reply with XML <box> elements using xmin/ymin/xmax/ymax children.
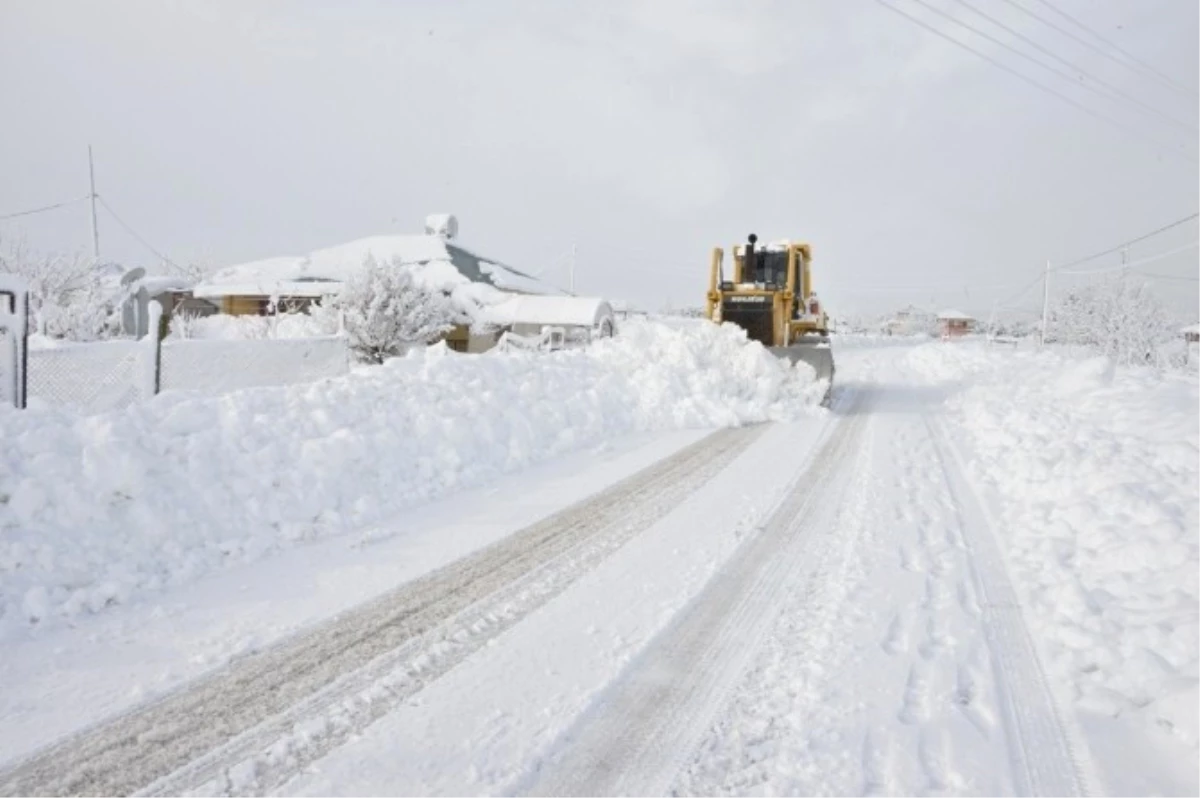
<box><xmin>0</xmin><ymin>278</ymin><xmax>29</xmax><ymax>409</ymax></box>
<box><xmin>142</xmin><ymin>299</ymin><xmax>163</xmax><ymax>398</ymax></box>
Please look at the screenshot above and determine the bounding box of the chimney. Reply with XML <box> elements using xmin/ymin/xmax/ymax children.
<box><xmin>424</xmin><ymin>213</ymin><xmax>458</xmax><ymax>239</ymax></box>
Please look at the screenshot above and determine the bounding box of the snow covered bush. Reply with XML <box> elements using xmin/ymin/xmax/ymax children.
<box><xmin>0</xmin><ymin>238</ymin><xmax>122</xmax><ymax>341</ymax></box>
<box><xmin>329</xmin><ymin>255</ymin><xmax>464</xmax><ymax>363</ymax></box>
<box><xmin>1048</xmin><ymin>276</ymin><xmax>1181</xmax><ymax>368</ymax></box>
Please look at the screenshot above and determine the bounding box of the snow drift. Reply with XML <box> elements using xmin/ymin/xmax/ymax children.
<box><xmin>904</xmin><ymin>342</ymin><xmax>1199</xmax><ymax>767</ymax></box>
<box><xmin>0</xmin><ymin>320</ymin><xmax>825</xmax><ymax>636</ymax></box>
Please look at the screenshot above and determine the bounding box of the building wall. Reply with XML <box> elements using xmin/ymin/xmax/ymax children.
<box><xmin>223</xmin><ymin>296</ymin><xmax>270</xmax><ymax>316</ymax></box>
<box><xmin>940</xmin><ymin>319</ymin><xmax>973</xmax><ymax>338</ymax></box>
<box><xmin>219</xmin><ymin>295</ymin><xmax>319</xmax><ymax>316</ymax></box>
<box><xmin>442</xmin><ymin>324</ymin><xmax>500</xmax><ymax>353</ymax></box>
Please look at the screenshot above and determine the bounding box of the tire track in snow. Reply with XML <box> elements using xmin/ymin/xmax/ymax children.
<box><xmin>0</xmin><ymin>425</ymin><xmax>765</xmax><ymax>798</ymax></box>
<box><xmin>868</xmin><ymin>417</ymin><xmax>1002</xmax><ymax>795</ymax></box>
<box><xmin>521</xmin><ymin>401</ymin><xmax>871</xmax><ymax>797</ymax></box>
<box><xmin>925</xmin><ymin>416</ymin><xmax>1090</xmax><ymax>797</ymax></box>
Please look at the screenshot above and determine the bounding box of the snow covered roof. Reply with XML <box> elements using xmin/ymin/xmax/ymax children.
<box><xmin>1182</xmin><ymin>323</ymin><xmax>1200</xmax><ymax>335</ymax></box>
<box><xmin>479</xmin><ymin>296</ymin><xmax>614</xmax><ymax>328</ymax></box>
<box><xmin>133</xmin><ymin>275</ymin><xmax>195</xmax><ymax>295</ymax></box>
<box><xmin>193</xmin><ymin>235</ymin><xmax>565</xmax><ymax>301</ymax></box>
<box><xmin>937</xmin><ymin>309</ymin><xmax>974</xmax><ymax>321</ymax></box>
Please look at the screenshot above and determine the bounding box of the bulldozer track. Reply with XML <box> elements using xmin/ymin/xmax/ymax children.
<box><xmin>522</xmin><ymin>398</ymin><xmax>869</xmax><ymax>797</ymax></box>
<box><xmin>925</xmin><ymin>417</ymin><xmax>1091</xmax><ymax>797</ymax></box>
<box><xmin>0</xmin><ymin>425</ymin><xmax>765</xmax><ymax>798</ymax></box>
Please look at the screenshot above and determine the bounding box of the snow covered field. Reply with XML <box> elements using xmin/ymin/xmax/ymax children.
<box><xmin>0</xmin><ymin>331</ymin><xmax>1194</xmax><ymax>796</ymax></box>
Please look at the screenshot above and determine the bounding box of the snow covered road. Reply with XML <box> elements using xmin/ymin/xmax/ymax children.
<box><xmin>1</xmin><ymin>335</ymin><xmax>1194</xmax><ymax>796</ymax></box>
<box><xmin>1</xmin><ymin>426</ymin><xmax>766</xmax><ymax>796</ymax></box>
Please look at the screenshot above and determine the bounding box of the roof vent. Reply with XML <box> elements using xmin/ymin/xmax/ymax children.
<box><xmin>424</xmin><ymin>213</ymin><xmax>458</xmax><ymax>239</ymax></box>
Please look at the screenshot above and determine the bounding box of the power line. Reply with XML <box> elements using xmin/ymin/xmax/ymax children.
<box><xmin>1051</xmin><ymin>212</ymin><xmax>1199</xmax><ymax>270</ymax></box>
<box><xmin>874</xmin><ymin>0</ymin><xmax>1197</xmax><ymax>164</ymax></box>
<box><xmin>1056</xmin><ymin>240</ymin><xmax>1198</xmax><ymax>275</ymax></box>
<box><xmin>0</xmin><ymin>195</ymin><xmax>89</xmax><ymax>222</ymax></box>
<box><xmin>96</xmin><ymin>196</ymin><xmax>181</xmax><ymax>270</ymax></box>
<box><xmin>1132</xmin><ymin>270</ymin><xmax>1199</xmax><ymax>282</ymax></box>
<box><xmin>950</xmin><ymin>0</ymin><xmax>1197</xmax><ymax>133</ymax></box>
<box><xmin>1025</xmin><ymin>0</ymin><xmax>1198</xmax><ymax>101</ymax></box>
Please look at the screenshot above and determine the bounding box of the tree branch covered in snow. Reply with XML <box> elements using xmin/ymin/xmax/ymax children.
<box><xmin>1048</xmin><ymin>275</ymin><xmax>1183</xmax><ymax>368</ymax></box>
<box><xmin>0</xmin><ymin>237</ymin><xmax>121</xmax><ymax>341</ymax></box>
<box><xmin>328</xmin><ymin>255</ymin><xmax>465</xmax><ymax>363</ymax></box>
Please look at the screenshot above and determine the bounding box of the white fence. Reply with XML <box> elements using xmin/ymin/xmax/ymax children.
<box><xmin>161</xmin><ymin>337</ymin><xmax>349</xmax><ymax>394</ymax></box>
<box><xmin>29</xmin><ymin>340</ymin><xmax>152</xmax><ymax>412</ymax></box>
<box><xmin>27</xmin><ymin>336</ymin><xmax>349</xmax><ymax>413</ymax></box>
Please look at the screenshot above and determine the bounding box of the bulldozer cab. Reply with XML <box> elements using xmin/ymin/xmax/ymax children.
<box><xmin>734</xmin><ymin>247</ymin><xmax>790</xmax><ymax>289</ymax></box>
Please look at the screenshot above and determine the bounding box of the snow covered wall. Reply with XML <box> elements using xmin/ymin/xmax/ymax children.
<box><xmin>0</xmin><ymin>320</ymin><xmax>825</xmax><ymax>637</ymax></box>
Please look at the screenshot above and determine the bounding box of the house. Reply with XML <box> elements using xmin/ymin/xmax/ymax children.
<box><xmin>480</xmin><ymin>295</ymin><xmax>616</xmax><ymax>345</ymax></box>
<box><xmin>937</xmin><ymin>309</ymin><xmax>976</xmax><ymax>339</ymax></box>
<box><xmin>193</xmin><ymin>215</ymin><xmax>607</xmax><ymax>353</ymax></box>
<box><xmin>1183</xmin><ymin>323</ymin><xmax>1199</xmax><ymax>344</ymax></box>
<box><xmin>119</xmin><ymin>275</ymin><xmax>216</xmax><ymax>338</ymax></box>
<box><xmin>883</xmin><ymin>305</ymin><xmax>936</xmax><ymax>336</ymax></box>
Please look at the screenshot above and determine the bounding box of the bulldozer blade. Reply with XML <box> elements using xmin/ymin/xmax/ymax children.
<box><xmin>772</xmin><ymin>342</ymin><xmax>835</xmax><ymax>406</ymax></box>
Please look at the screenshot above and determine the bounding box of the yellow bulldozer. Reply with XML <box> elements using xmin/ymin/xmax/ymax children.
<box><xmin>705</xmin><ymin>233</ymin><xmax>835</xmax><ymax>405</ymax></box>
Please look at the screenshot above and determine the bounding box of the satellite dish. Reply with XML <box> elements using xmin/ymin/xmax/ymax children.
<box><xmin>120</xmin><ymin>267</ymin><xmax>146</xmax><ymax>287</ymax></box>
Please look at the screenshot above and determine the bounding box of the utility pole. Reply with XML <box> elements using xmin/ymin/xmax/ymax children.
<box><xmin>569</xmin><ymin>242</ymin><xmax>576</xmax><ymax>294</ymax></box>
<box><xmin>1039</xmin><ymin>258</ymin><xmax>1051</xmax><ymax>348</ymax></box>
<box><xmin>88</xmin><ymin>145</ymin><xmax>100</xmax><ymax>259</ymax></box>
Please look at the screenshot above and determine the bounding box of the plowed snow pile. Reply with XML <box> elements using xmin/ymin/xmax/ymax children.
<box><xmin>906</xmin><ymin>342</ymin><xmax>1199</xmax><ymax>783</ymax></box>
<box><xmin>0</xmin><ymin>320</ymin><xmax>824</xmax><ymax>636</ymax></box>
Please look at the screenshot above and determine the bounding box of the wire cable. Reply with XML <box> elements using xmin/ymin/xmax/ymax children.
<box><xmin>1051</xmin><ymin>212</ymin><xmax>1199</xmax><ymax>270</ymax></box>
<box><xmin>874</xmin><ymin>0</ymin><xmax>1197</xmax><ymax>164</ymax></box>
<box><xmin>1055</xmin><ymin>240</ymin><xmax>1198</xmax><ymax>275</ymax></box>
<box><xmin>96</xmin><ymin>196</ymin><xmax>181</xmax><ymax>270</ymax></box>
<box><xmin>950</xmin><ymin>0</ymin><xmax>1197</xmax><ymax>133</ymax></box>
<box><xmin>1132</xmin><ymin>270</ymin><xmax>1199</xmax><ymax>282</ymax></box>
<box><xmin>0</xmin><ymin>195</ymin><xmax>89</xmax><ymax>222</ymax></box>
<box><xmin>1025</xmin><ymin>0</ymin><xmax>1198</xmax><ymax>101</ymax></box>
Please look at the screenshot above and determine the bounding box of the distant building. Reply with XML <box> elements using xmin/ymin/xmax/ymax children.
<box><xmin>937</xmin><ymin>309</ymin><xmax>976</xmax><ymax>339</ymax></box>
<box><xmin>883</xmin><ymin>305</ymin><xmax>937</xmax><ymax>336</ymax></box>
<box><xmin>1180</xmin><ymin>321</ymin><xmax>1200</xmax><ymax>364</ymax></box>
<box><xmin>120</xmin><ymin>276</ymin><xmax>215</xmax><ymax>338</ymax></box>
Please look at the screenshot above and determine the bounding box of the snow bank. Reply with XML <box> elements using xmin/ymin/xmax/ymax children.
<box><xmin>905</xmin><ymin>342</ymin><xmax>1199</xmax><ymax>755</ymax></box>
<box><xmin>0</xmin><ymin>320</ymin><xmax>824</xmax><ymax>637</ymax></box>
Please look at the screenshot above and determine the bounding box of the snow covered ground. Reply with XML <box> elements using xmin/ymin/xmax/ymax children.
<box><xmin>0</xmin><ymin>332</ymin><xmax>1194</xmax><ymax>796</ymax></box>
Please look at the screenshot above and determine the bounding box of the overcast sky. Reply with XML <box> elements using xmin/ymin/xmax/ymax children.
<box><xmin>2</xmin><ymin>0</ymin><xmax>1196</xmax><ymax>319</ymax></box>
